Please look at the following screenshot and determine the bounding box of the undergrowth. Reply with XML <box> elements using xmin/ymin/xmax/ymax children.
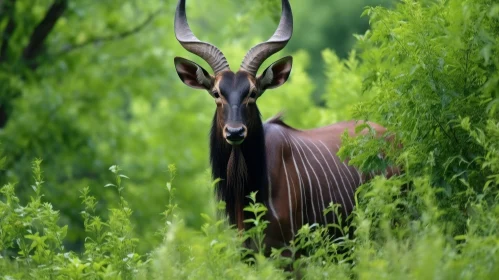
<box><xmin>1</xmin><ymin>0</ymin><xmax>499</xmax><ymax>279</ymax></box>
<box><xmin>1</xmin><ymin>156</ymin><xmax>498</xmax><ymax>279</ymax></box>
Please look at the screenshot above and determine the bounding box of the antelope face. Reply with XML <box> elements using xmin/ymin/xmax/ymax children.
<box><xmin>173</xmin><ymin>0</ymin><xmax>293</xmax><ymax>145</ymax></box>
<box><xmin>174</xmin><ymin>57</ymin><xmax>293</xmax><ymax>145</ymax></box>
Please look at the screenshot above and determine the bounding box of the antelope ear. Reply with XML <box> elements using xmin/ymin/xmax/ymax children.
<box><xmin>174</xmin><ymin>57</ymin><xmax>214</xmax><ymax>90</ymax></box>
<box><xmin>257</xmin><ymin>56</ymin><xmax>293</xmax><ymax>91</ymax></box>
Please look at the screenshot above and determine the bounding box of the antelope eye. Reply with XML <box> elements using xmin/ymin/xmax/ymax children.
<box><xmin>213</xmin><ymin>91</ymin><xmax>220</xmax><ymax>98</ymax></box>
<box><xmin>249</xmin><ymin>92</ymin><xmax>257</xmax><ymax>99</ymax></box>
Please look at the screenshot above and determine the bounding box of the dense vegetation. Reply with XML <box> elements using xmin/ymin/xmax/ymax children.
<box><xmin>1</xmin><ymin>0</ymin><xmax>498</xmax><ymax>279</ymax></box>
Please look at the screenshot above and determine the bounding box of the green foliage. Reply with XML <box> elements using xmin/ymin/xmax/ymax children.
<box><xmin>1</xmin><ymin>0</ymin><xmax>499</xmax><ymax>279</ymax></box>
<box><xmin>242</xmin><ymin>192</ymin><xmax>270</xmax><ymax>255</ymax></box>
<box><xmin>2</xmin><ymin>163</ymin><xmax>174</xmax><ymax>278</ymax></box>
<box><xmin>340</xmin><ymin>0</ymin><xmax>499</xmax><ymax>230</ymax></box>
<box><xmin>0</xmin><ymin>0</ymin><xmax>384</xmax><ymax>253</ymax></box>
<box><xmin>0</xmin><ymin>162</ymin><xmax>146</xmax><ymax>279</ymax></box>
<box><xmin>322</xmin><ymin>49</ymin><xmax>364</xmax><ymax>121</ymax></box>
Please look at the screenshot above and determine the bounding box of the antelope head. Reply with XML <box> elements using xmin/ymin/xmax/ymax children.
<box><xmin>173</xmin><ymin>0</ymin><xmax>293</xmax><ymax>145</ymax></box>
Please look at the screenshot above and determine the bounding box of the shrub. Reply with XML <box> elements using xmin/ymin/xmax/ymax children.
<box><xmin>0</xmin><ymin>161</ymin><xmax>146</xmax><ymax>279</ymax></box>
<box><xmin>1</xmin><ymin>0</ymin><xmax>498</xmax><ymax>279</ymax></box>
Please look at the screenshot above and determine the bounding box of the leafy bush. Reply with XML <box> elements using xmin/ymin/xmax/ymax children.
<box><xmin>0</xmin><ymin>0</ymin><xmax>387</xmax><ymax>252</ymax></box>
<box><xmin>343</xmin><ymin>0</ymin><xmax>499</xmax><ymax>230</ymax></box>
<box><xmin>1</xmin><ymin>0</ymin><xmax>499</xmax><ymax>279</ymax></box>
<box><xmin>0</xmin><ymin>161</ymin><xmax>146</xmax><ymax>279</ymax></box>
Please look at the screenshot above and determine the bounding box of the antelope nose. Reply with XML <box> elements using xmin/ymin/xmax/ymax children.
<box><xmin>224</xmin><ymin>126</ymin><xmax>247</xmax><ymax>144</ymax></box>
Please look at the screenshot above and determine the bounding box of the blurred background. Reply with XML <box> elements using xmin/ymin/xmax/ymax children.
<box><xmin>0</xmin><ymin>0</ymin><xmax>391</xmax><ymax>253</ymax></box>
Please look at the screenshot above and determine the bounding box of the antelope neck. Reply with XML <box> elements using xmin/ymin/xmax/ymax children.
<box><xmin>209</xmin><ymin>111</ymin><xmax>268</xmax><ymax>230</ymax></box>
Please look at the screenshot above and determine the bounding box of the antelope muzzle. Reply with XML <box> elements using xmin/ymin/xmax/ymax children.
<box><xmin>223</xmin><ymin>125</ymin><xmax>247</xmax><ymax>145</ymax></box>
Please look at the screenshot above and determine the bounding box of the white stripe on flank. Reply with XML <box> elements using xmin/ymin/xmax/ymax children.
<box><xmin>332</xmin><ymin>145</ymin><xmax>357</xmax><ymax>210</ymax></box>
<box><xmin>277</xmin><ymin>130</ymin><xmax>305</xmax><ymax>227</ymax></box>
<box><xmin>289</xmin><ymin>134</ymin><xmax>325</xmax><ymax>224</ymax></box>
<box><xmin>282</xmin><ymin>146</ymin><xmax>295</xmax><ymax>237</ymax></box>
<box><xmin>356</xmin><ymin>169</ymin><xmax>364</xmax><ymax>184</ymax></box>
<box><xmin>290</xmin><ymin>146</ymin><xmax>306</xmax><ymax>227</ymax></box>
<box><xmin>308</xmin><ymin>140</ymin><xmax>338</xmax><ymax>224</ymax></box>
<box><xmin>335</xmin><ymin>145</ymin><xmax>358</xmax><ymax>189</ymax></box>
<box><xmin>268</xmin><ymin>175</ymin><xmax>286</xmax><ymax>242</ymax></box>
<box><xmin>267</xmin><ymin>178</ymin><xmax>280</xmax><ymax>219</ymax></box>
<box><xmin>318</xmin><ymin>141</ymin><xmax>354</xmax><ymax>211</ymax></box>
<box><xmin>315</xmin><ymin>141</ymin><xmax>348</xmax><ymax>218</ymax></box>
<box><xmin>287</xmin><ymin>136</ymin><xmax>318</xmax><ymax>223</ymax></box>
<box><xmin>340</xmin><ymin>161</ymin><xmax>359</xmax><ymax>189</ymax></box>
<box><xmin>343</xmin><ymin>163</ymin><xmax>357</xmax><ymax>184</ymax></box>
<box><xmin>296</xmin><ymin>137</ymin><xmax>330</xmax><ymax>224</ymax></box>
<box><xmin>389</xmin><ymin>166</ymin><xmax>396</xmax><ymax>175</ymax></box>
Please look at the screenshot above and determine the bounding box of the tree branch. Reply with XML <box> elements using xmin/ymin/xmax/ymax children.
<box><xmin>22</xmin><ymin>0</ymin><xmax>68</xmax><ymax>69</ymax></box>
<box><xmin>0</xmin><ymin>0</ymin><xmax>17</xmax><ymax>63</ymax></box>
<box><xmin>0</xmin><ymin>104</ymin><xmax>8</xmax><ymax>129</ymax></box>
<box><xmin>55</xmin><ymin>8</ymin><xmax>162</xmax><ymax>56</ymax></box>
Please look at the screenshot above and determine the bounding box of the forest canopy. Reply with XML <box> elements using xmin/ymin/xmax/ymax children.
<box><xmin>1</xmin><ymin>0</ymin><xmax>498</xmax><ymax>279</ymax></box>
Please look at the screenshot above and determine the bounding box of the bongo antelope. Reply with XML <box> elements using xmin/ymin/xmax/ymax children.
<box><xmin>173</xmin><ymin>0</ymin><xmax>398</xmax><ymax>251</ymax></box>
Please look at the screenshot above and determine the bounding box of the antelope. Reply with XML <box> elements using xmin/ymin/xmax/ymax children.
<box><xmin>173</xmin><ymin>0</ymin><xmax>398</xmax><ymax>254</ymax></box>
